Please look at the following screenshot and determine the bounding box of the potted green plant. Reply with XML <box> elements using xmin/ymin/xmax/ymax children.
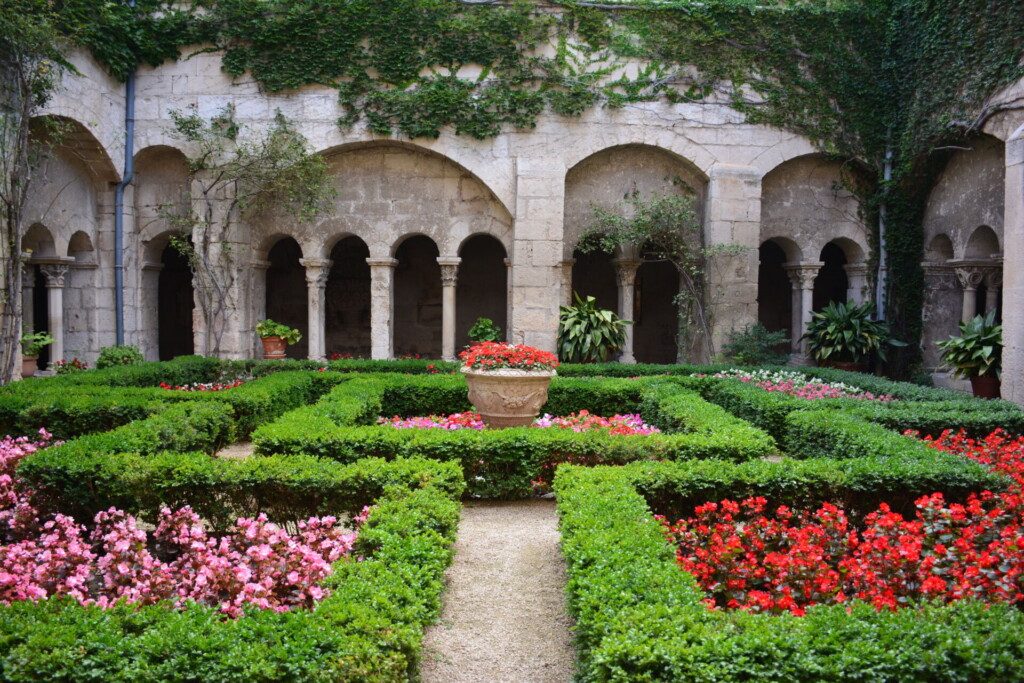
<box><xmin>557</xmin><ymin>294</ymin><xmax>628</xmax><ymax>363</ymax></box>
<box><xmin>255</xmin><ymin>319</ymin><xmax>302</xmax><ymax>360</ymax></box>
<box><xmin>460</xmin><ymin>341</ymin><xmax>559</xmax><ymax>428</ymax></box>
<box><xmin>937</xmin><ymin>311</ymin><xmax>1002</xmax><ymax>398</ymax></box>
<box><xmin>803</xmin><ymin>301</ymin><xmax>905</xmax><ymax>372</ymax></box>
<box><xmin>467</xmin><ymin>317</ymin><xmax>503</xmax><ymax>343</ymax></box>
<box><xmin>20</xmin><ymin>331</ymin><xmax>54</xmax><ymax>378</ymax></box>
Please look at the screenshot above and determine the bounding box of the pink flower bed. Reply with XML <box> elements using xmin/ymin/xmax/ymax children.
<box><xmin>0</xmin><ymin>430</ymin><xmax>366</xmax><ymax>616</ymax></box>
<box><xmin>378</xmin><ymin>410</ymin><xmax>660</xmax><ymax>435</ymax></box>
<box><xmin>697</xmin><ymin>369</ymin><xmax>895</xmax><ymax>402</ymax></box>
<box><xmin>159</xmin><ymin>380</ymin><xmax>245</xmax><ymax>392</ymax></box>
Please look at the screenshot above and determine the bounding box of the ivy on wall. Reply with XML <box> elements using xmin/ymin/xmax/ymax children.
<box><xmin>31</xmin><ymin>0</ymin><xmax>1024</xmax><ymax>375</ymax></box>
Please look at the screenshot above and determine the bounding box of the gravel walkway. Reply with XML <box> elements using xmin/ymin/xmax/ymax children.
<box><xmin>420</xmin><ymin>500</ymin><xmax>576</xmax><ymax>683</ymax></box>
<box><xmin>214</xmin><ymin>441</ymin><xmax>254</xmax><ymax>459</ymax></box>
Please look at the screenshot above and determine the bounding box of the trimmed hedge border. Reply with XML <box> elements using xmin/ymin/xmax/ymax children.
<box><xmin>0</xmin><ymin>457</ymin><xmax>464</xmax><ymax>681</ymax></box>
<box><xmin>555</xmin><ymin>463</ymin><xmax>1024</xmax><ymax>682</ymax></box>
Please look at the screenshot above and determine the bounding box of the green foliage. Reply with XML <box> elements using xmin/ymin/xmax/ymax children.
<box><xmin>467</xmin><ymin>317</ymin><xmax>502</xmax><ymax>343</ymax></box>
<box><xmin>255</xmin><ymin>318</ymin><xmax>302</xmax><ymax>345</ymax></box>
<box><xmin>95</xmin><ymin>344</ymin><xmax>144</xmax><ymax>369</ymax></box>
<box><xmin>18</xmin><ymin>331</ymin><xmax>53</xmax><ymax>357</ymax></box>
<box><xmin>555</xmin><ymin>463</ymin><xmax>1024</xmax><ymax>682</ymax></box>
<box><xmin>803</xmin><ymin>300</ymin><xmax>906</xmax><ymax>363</ymax></box>
<box><xmin>937</xmin><ymin>310</ymin><xmax>1002</xmax><ymax>378</ymax></box>
<box><xmin>722</xmin><ymin>323</ymin><xmax>789</xmax><ymax>365</ymax></box>
<box><xmin>557</xmin><ymin>294</ymin><xmax>628</xmax><ymax>363</ymax></box>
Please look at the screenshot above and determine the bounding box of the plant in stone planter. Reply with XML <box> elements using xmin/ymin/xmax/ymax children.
<box><xmin>459</xmin><ymin>341</ymin><xmax>559</xmax><ymax>428</ymax></box>
<box><xmin>256</xmin><ymin>319</ymin><xmax>302</xmax><ymax>360</ymax></box>
<box><xmin>467</xmin><ymin>317</ymin><xmax>502</xmax><ymax>343</ymax></box>
<box><xmin>557</xmin><ymin>294</ymin><xmax>628</xmax><ymax>363</ymax></box>
<box><xmin>803</xmin><ymin>301</ymin><xmax>905</xmax><ymax>371</ymax></box>
<box><xmin>20</xmin><ymin>331</ymin><xmax>54</xmax><ymax>377</ymax></box>
<box><xmin>937</xmin><ymin>311</ymin><xmax>1002</xmax><ymax>398</ymax></box>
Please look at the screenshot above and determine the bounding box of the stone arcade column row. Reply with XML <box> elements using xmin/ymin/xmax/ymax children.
<box><xmin>614</xmin><ymin>258</ymin><xmax>641</xmax><ymax>364</ymax></box>
<box><xmin>437</xmin><ymin>257</ymin><xmax>462</xmax><ymax>362</ymax></box>
<box><xmin>40</xmin><ymin>263</ymin><xmax>69</xmax><ymax>365</ymax></box>
<box><xmin>300</xmin><ymin>258</ymin><xmax>332</xmax><ymax>361</ymax></box>
<box><xmin>367</xmin><ymin>258</ymin><xmax>397</xmax><ymax>360</ymax></box>
<box><xmin>784</xmin><ymin>261</ymin><xmax>822</xmax><ymax>365</ymax></box>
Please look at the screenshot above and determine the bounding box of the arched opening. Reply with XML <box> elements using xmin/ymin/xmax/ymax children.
<box><xmin>394</xmin><ymin>235</ymin><xmax>441</xmax><ymax>357</ymax></box>
<box><xmin>456</xmin><ymin>235</ymin><xmax>507</xmax><ymax>349</ymax></box>
<box><xmin>814</xmin><ymin>242</ymin><xmax>849</xmax><ymax>310</ymax></box>
<box><xmin>326</xmin><ymin>236</ymin><xmax>371</xmax><ymax>358</ymax></box>
<box><xmin>965</xmin><ymin>225</ymin><xmax>1000</xmax><ymax>259</ymax></box>
<box><xmin>571</xmin><ymin>248</ymin><xmax>618</xmax><ymax>313</ymax></box>
<box><xmin>758</xmin><ymin>240</ymin><xmax>792</xmax><ymax>338</ymax></box>
<box><xmin>265</xmin><ymin>238</ymin><xmax>308</xmax><ymax>359</ymax></box>
<box><xmin>926</xmin><ymin>234</ymin><xmax>954</xmax><ymax>262</ymax></box>
<box><xmin>157</xmin><ymin>243</ymin><xmax>195</xmax><ymax>360</ymax></box>
<box><xmin>634</xmin><ymin>259</ymin><xmax>679</xmax><ymax>363</ymax></box>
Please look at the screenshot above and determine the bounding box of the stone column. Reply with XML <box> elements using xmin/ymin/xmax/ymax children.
<box><xmin>784</xmin><ymin>261</ymin><xmax>823</xmax><ymax>364</ymax></box>
<box><xmin>559</xmin><ymin>258</ymin><xmax>575</xmax><ymax>307</ymax></box>
<box><xmin>367</xmin><ymin>258</ymin><xmax>398</xmax><ymax>360</ymax></box>
<box><xmin>437</xmin><ymin>256</ymin><xmax>461</xmax><ymax>361</ymax></box>
<box><xmin>1003</xmin><ymin>125</ymin><xmax>1024</xmax><ymax>404</ymax></box>
<box><xmin>250</xmin><ymin>260</ymin><xmax>271</xmax><ymax>357</ymax></box>
<box><xmin>844</xmin><ymin>263</ymin><xmax>870</xmax><ymax>305</ymax></box>
<box><xmin>984</xmin><ymin>267</ymin><xmax>1003</xmax><ymax>315</ymax></box>
<box><xmin>21</xmin><ymin>266</ymin><xmax>34</xmax><ymax>335</ymax></box>
<box><xmin>40</xmin><ymin>263</ymin><xmax>69</xmax><ymax>365</ymax></box>
<box><xmin>300</xmin><ymin>258</ymin><xmax>332</xmax><ymax>360</ymax></box>
<box><xmin>504</xmin><ymin>257</ymin><xmax>514</xmax><ymax>342</ymax></box>
<box><xmin>921</xmin><ymin>260</ymin><xmax>959</xmax><ymax>371</ymax></box>
<box><xmin>614</xmin><ymin>258</ymin><xmax>641</xmax><ymax>364</ymax></box>
<box><xmin>955</xmin><ymin>266</ymin><xmax>983</xmax><ymax>323</ymax></box>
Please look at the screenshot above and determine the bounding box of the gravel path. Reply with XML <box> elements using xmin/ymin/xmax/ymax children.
<box><xmin>214</xmin><ymin>441</ymin><xmax>254</xmax><ymax>459</ymax></box>
<box><xmin>420</xmin><ymin>500</ymin><xmax>576</xmax><ymax>683</ymax></box>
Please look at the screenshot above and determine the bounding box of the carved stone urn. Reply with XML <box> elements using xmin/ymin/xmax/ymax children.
<box><xmin>462</xmin><ymin>367</ymin><xmax>556</xmax><ymax>428</ymax></box>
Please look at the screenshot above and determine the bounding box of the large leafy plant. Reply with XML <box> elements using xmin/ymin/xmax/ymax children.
<box><xmin>937</xmin><ymin>311</ymin><xmax>1001</xmax><ymax>378</ymax></box>
<box><xmin>557</xmin><ymin>294</ymin><xmax>628</xmax><ymax>363</ymax></box>
<box><xmin>255</xmin><ymin>319</ymin><xmax>302</xmax><ymax>345</ymax></box>
<box><xmin>19</xmin><ymin>331</ymin><xmax>54</xmax><ymax>357</ymax></box>
<box><xmin>467</xmin><ymin>317</ymin><xmax>502</xmax><ymax>343</ymax></box>
<box><xmin>803</xmin><ymin>301</ymin><xmax>905</xmax><ymax>363</ymax></box>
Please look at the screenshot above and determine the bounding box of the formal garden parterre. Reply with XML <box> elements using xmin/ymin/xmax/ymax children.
<box><xmin>0</xmin><ymin>355</ymin><xmax>1023</xmax><ymax>679</ymax></box>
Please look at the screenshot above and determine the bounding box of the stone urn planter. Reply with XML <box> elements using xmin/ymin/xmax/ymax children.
<box><xmin>21</xmin><ymin>355</ymin><xmax>38</xmax><ymax>378</ymax></box>
<box><xmin>462</xmin><ymin>366</ymin><xmax>556</xmax><ymax>428</ymax></box>
<box><xmin>260</xmin><ymin>336</ymin><xmax>287</xmax><ymax>360</ymax></box>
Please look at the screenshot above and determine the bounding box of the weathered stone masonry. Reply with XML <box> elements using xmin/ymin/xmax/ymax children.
<box><xmin>17</xmin><ymin>48</ymin><xmax>1024</xmax><ymax>403</ymax></box>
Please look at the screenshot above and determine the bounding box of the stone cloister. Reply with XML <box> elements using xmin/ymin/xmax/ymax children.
<box><xmin>14</xmin><ymin>48</ymin><xmax>1024</xmax><ymax>401</ymax></box>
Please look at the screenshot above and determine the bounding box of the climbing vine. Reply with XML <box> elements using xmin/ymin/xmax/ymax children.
<box><xmin>16</xmin><ymin>0</ymin><xmax>1024</xmax><ymax>375</ymax></box>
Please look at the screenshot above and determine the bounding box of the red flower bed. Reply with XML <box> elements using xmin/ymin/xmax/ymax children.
<box><xmin>662</xmin><ymin>428</ymin><xmax>1024</xmax><ymax>615</ymax></box>
<box><xmin>459</xmin><ymin>342</ymin><xmax>558</xmax><ymax>371</ymax></box>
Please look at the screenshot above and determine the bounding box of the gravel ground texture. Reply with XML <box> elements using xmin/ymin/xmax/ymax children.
<box><xmin>420</xmin><ymin>499</ymin><xmax>576</xmax><ymax>683</ymax></box>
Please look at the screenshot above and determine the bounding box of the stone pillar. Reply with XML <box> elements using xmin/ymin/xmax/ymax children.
<box><xmin>984</xmin><ymin>267</ymin><xmax>1003</xmax><ymax>315</ymax></box>
<box><xmin>784</xmin><ymin>262</ymin><xmax>823</xmax><ymax>364</ymax></box>
<box><xmin>300</xmin><ymin>258</ymin><xmax>332</xmax><ymax>360</ymax></box>
<box><xmin>559</xmin><ymin>259</ymin><xmax>575</xmax><ymax>307</ymax></box>
<box><xmin>250</xmin><ymin>260</ymin><xmax>271</xmax><ymax>357</ymax></box>
<box><xmin>367</xmin><ymin>258</ymin><xmax>398</xmax><ymax>360</ymax></box>
<box><xmin>955</xmin><ymin>266</ymin><xmax>983</xmax><ymax>323</ymax></box>
<box><xmin>40</xmin><ymin>263</ymin><xmax>69</xmax><ymax>365</ymax></box>
<box><xmin>921</xmin><ymin>260</ymin><xmax>959</xmax><ymax>371</ymax></box>
<box><xmin>437</xmin><ymin>256</ymin><xmax>461</xmax><ymax>361</ymax></box>
<box><xmin>504</xmin><ymin>257</ymin><xmax>514</xmax><ymax>342</ymax></box>
<box><xmin>1003</xmin><ymin>125</ymin><xmax>1024</xmax><ymax>404</ymax></box>
<box><xmin>844</xmin><ymin>263</ymin><xmax>870</xmax><ymax>305</ymax></box>
<box><xmin>705</xmin><ymin>165</ymin><xmax>762</xmax><ymax>358</ymax></box>
<box><xmin>21</xmin><ymin>266</ymin><xmax>34</xmax><ymax>335</ymax></box>
<box><xmin>614</xmin><ymin>257</ymin><xmax>641</xmax><ymax>364</ymax></box>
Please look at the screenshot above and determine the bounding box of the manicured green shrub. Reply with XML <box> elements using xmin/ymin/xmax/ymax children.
<box><xmin>847</xmin><ymin>399</ymin><xmax>1024</xmax><ymax>437</ymax></box>
<box><xmin>555</xmin><ymin>464</ymin><xmax>1024</xmax><ymax>682</ymax></box>
<box><xmin>95</xmin><ymin>344</ymin><xmax>145</xmax><ymax>369</ymax></box>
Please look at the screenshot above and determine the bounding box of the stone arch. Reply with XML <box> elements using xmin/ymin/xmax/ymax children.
<box><xmin>965</xmin><ymin>225</ymin><xmax>1001</xmax><ymax>259</ymax></box>
<box><xmin>456</xmin><ymin>234</ymin><xmax>508</xmax><ymax>349</ymax></box>
<box><xmin>265</xmin><ymin>237</ymin><xmax>308</xmax><ymax>359</ymax></box>
<box><xmin>926</xmin><ymin>234</ymin><xmax>955</xmax><ymax>261</ymax></box>
<box><xmin>135</xmin><ymin>146</ymin><xmax>190</xmax><ymax>244</ymax></box>
<box><xmin>325</xmin><ymin>235</ymin><xmax>371</xmax><ymax>358</ymax></box>
<box><xmin>23</xmin><ymin>224</ymin><xmax>57</xmax><ymax>258</ymax></box>
<box><xmin>394</xmin><ymin>234</ymin><xmax>442</xmax><ymax>358</ymax></box>
<box><xmin>309</xmin><ymin>142</ymin><xmax>512</xmax><ymax>259</ymax></box>
<box><xmin>562</xmin><ymin>134</ymin><xmax>716</xmax><ymax>181</ymax></box>
<box><xmin>67</xmin><ymin>231</ymin><xmax>94</xmax><ymax>263</ymax></box>
<box><xmin>30</xmin><ymin>115</ymin><xmax>118</xmax><ymax>184</ymax></box>
<box><xmin>758</xmin><ymin>238</ymin><xmax>794</xmax><ymax>339</ymax></box>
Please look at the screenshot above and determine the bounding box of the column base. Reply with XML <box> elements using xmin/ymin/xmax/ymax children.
<box><xmin>788</xmin><ymin>353</ymin><xmax>812</xmax><ymax>367</ymax></box>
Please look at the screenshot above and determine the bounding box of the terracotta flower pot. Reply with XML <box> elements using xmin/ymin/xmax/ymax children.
<box><xmin>21</xmin><ymin>355</ymin><xmax>38</xmax><ymax>378</ymax></box>
<box><xmin>260</xmin><ymin>336</ymin><xmax>287</xmax><ymax>360</ymax></box>
<box><xmin>462</xmin><ymin>366</ymin><xmax>556</xmax><ymax>428</ymax></box>
<box><xmin>970</xmin><ymin>374</ymin><xmax>1001</xmax><ymax>399</ymax></box>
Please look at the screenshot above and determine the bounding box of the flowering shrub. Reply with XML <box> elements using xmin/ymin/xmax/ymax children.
<box><xmin>459</xmin><ymin>341</ymin><xmax>559</xmax><ymax>371</ymax></box>
<box><xmin>697</xmin><ymin>368</ymin><xmax>894</xmax><ymax>401</ymax></box>
<box><xmin>661</xmin><ymin>428</ymin><xmax>1024</xmax><ymax>615</ymax></box>
<box><xmin>53</xmin><ymin>358</ymin><xmax>88</xmax><ymax>374</ymax></box>
<box><xmin>380</xmin><ymin>410</ymin><xmax>660</xmax><ymax>435</ymax></box>
<box><xmin>0</xmin><ymin>429</ymin><xmax>367</xmax><ymax>616</ymax></box>
<box><xmin>159</xmin><ymin>380</ymin><xmax>245</xmax><ymax>392</ymax></box>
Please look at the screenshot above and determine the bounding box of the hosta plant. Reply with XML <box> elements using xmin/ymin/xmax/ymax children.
<box><xmin>803</xmin><ymin>301</ymin><xmax>905</xmax><ymax>363</ymax></box>
<box><xmin>937</xmin><ymin>311</ymin><xmax>1002</xmax><ymax>378</ymax></box>
<box><xmin>557</xmin><ymin>293</ymin><xmax>628</xmax><ymax>363</ymax></box>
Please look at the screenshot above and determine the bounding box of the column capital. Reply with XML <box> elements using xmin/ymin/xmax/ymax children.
<box><xmin>954</xmin><ymin>264</ymin><xmax>985</xmax><ymax>290</ymax></box>
<box><xmin>613</xmin><ymin>257</ymin><xmax>642</xmax><ymax>286</ymax></box>
<box><xmin>39</xmin><ymin>263</ymin><xmax>70</xmax><ymax>288</ymax></box>
<box><xmin>437</xmin><ymin>256</ymin><xmax>461</xmax><ymax>287</ymax></box>
<box><xmin>300</xmin><ymin>258</ymin><xmax>333</xmax><ymax>288</ymax></box>
<box><xmin>366</xmin><ymin>257</ymin><xmax>399</xmax><ymax>269</ymax></box>
<box><xmin>784</xmin><ymin>261</ymin><xmax>823</xmax><ymax>289</ymax></box>
<box><xmin>984</xmin><ymin>267</ymin><xmax>1004</xmax><ymax>289</ymax></box>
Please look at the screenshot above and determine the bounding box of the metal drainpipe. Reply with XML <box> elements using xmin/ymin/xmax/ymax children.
<box><xmin>113</xmin><ymin>0</ymin><xmax>138</xmax><ymax>346</ymax></box>
<box><xmin>876</xmin><ymin>141</ymin><xmax>893</xmax><ymax>320</ymax></box>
